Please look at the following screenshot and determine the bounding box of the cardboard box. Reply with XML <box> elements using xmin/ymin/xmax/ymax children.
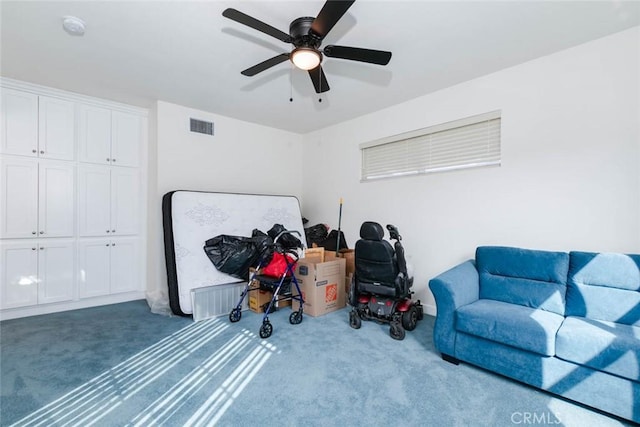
<box><xmin>247</xmin><ymin>271</ymin><xmax>293</xmax><ymax>313</ymax></box>
<box><xmin>325</xmin><ymin>249</ymin><xmax>355</xmax><ymax>277</ymax></box>
<box><xmin>248</xmin><ymin>279</ymin><xmax>273</xmax><ymax>313</ymax></box>
<box><xmin>303</xmin><ymin>247</ymin><xmax>325</xmax><ymax>264</ymax></box>
<box><xmin>292</xmin><ymin>258</ymin><xmax>346</xmax><ymax>317</ymax></box>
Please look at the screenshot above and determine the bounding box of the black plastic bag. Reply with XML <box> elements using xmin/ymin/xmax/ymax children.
<box><xmin>318</xmin><ymin>229</ymin><xmax>348</xmax><ymax>251</ymax></box>
<box><xmin>204</xmin><ymin>229</ymin><xmax>274</xmax><ymax>279</ymax></box>
<box><xmin>251</xmin><ymin>229</ymin><xmax>274</xmax><ymax>263</ymax></box>
<box><xmin>305</xmin><ymin>223</ymin><xmax>329</xmax><ymax>247</ymax></box>
<box><xmin>267</xmin><ymin>224</ymin><xmax>302</xmax><ymax>250</ymax></box>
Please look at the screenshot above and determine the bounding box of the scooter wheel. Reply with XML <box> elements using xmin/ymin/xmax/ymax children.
<box><xmin>390</xmin><ymin>322</ymin><xmax>406</xmax><ymax>340</ymax></box>
<box><xmin>402</xmin><ymin>306</ymin><xmax>418</xmax><ymax>331</ymax></box>
<box><xmin>229</xmin><ymin>308</ymin><xmax>242</xmax><ymax>323</ymax></box>
<box><xmin>259</xmin><ymin>321</ymin><xmax>273</xmax><ymax>338</ymax></box>
<box><xmin>289</xmin><ymin>310</ymin><xmax>303</xmax><ymax>325</ymax></box>
<box><xmin>349</xmin><ymin>310</ymin><xmax>362</xmax><ymax>329</ymax></box>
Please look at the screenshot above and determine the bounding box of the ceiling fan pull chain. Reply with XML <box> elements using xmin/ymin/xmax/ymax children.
<box><xmin>290</xmin><ymin>66</ymin><xmax>294</xmax><ymax>102</ymax></box>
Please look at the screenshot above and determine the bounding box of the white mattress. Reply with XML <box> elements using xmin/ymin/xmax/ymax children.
<box><xmin>163</xmin><ymin>190</ymin><xmax>306</xmax><ymax>315</ymax></box>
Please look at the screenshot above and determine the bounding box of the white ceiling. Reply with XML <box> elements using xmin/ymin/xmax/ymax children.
<box><xmin>2</xmin><ymin>1</ymin><xmax>639</xmax><ymax>134</ymax></box>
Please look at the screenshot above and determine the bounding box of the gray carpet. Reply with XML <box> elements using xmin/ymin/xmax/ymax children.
<box><xmin>0</xmin><ymin>300</ymin><xmax>632</xmax><ymax>426</ymax></box>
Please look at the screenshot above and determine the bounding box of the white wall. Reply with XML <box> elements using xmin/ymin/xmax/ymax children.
<box><xmin>300</xmin><ymin>27</ymin><xmax>640</xmax><ymax>315</ymax></box>
<box><xmin>148</xmin><ymin>101</ymin><xmax>303</xmax><ymax>295</ymax></box>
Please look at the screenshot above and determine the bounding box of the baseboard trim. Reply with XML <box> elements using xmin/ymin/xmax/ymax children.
<box><xmin>423</xmin><ymin>302</ymin><xmax>436</xmax><ymax>316</ymax></box>
<box><xmin>0</xmin><ymin>292</ymin><xmax>146</xmax><ymax>321</ymax></box>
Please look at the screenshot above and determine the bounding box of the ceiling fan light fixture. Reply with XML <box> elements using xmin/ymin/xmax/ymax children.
<box><xmin>291</xmin><ymin>47</ymin><xmax>321</xmax><ymax>70</ymax></box>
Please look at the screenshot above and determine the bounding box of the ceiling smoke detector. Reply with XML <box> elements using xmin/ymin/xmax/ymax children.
<box><xmin>62</xmin><ymin>16</ymin><xmax>86</xmax><ymax>36</ymax></box>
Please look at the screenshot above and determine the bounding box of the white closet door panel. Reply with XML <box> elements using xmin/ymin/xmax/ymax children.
<box><xmin>78</xmin><ymin>165</ymin><xmax>110</xmax><ymax>236</ymax></box>
<box><xmin>0</xmin><ymin>88</ymin><xmax>38</xmax><ymax>157</ymax></box>
<box><xmin>38</xmin><ymin>96</ymin><xmax>75</xmax><ymax>160</ymax></box>
<box><xmin>111</xmin><ymin>168</ymin><xmax>139</xmax><ymax>235</ymax></box>
<box><xmin>0</xmin><ymin>241</ymin><xmax>38</xmax><ymax>308</ymax></box>
<box><xmin>110</xmin><ymin>237</ymin><xmax>139</xmax><ymax>293</ymax></box>
<box><xmin>111</xmin><ymin>111</ymin><xmax>141</xmax><ymax>167</ymax></box>
<box><xmin>39</xmin><ymin>161</ymin><xmax>75</xmax><ymax>237</ymax></box>
<box><xmin>78</xmin><ymin>104</ymin><xmax>111</xmax><ymax>165</ymax></box>
<box><xmin>78</xmin><ymin>239</ymin><xmax>111</xmax><ymax>298</ymax></box>
<box><xmin>37</xmin><ymin>240</ymin><xmax>74</xmax><ymax>304</ymax></box>
<box><xmin>0</xmin><ymin>158</ymin><xmax>38</xmax><ymax>238</ymax></box>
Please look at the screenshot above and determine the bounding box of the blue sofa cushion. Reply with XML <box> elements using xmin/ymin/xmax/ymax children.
<box><xmin>476</xmin><ymin>246</ymin><xmax>569</xmax><ymax>315</ymax></box>
<box><xmin>455</xmin><ymin>299</ymin><xmax>565</xmax><ymax>356</ymax></box>
<box><xmin>566</xmin><ymin>251</ymin><xmax>640</xmax><ymax>326</ymax></box>
<box><xmin>556</xmin><ymin>316</ymin><xmax>640</xmax><ymax>382</ymax></box>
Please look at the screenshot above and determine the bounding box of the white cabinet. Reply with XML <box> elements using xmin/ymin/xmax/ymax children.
<box><xmin>0</xmin><ymin>241</ymin><xmax>38</xmax><ymax>308</ymax></box>
<box><xmin>0</xmin><ymin>240</ymin><xmax>74</xmax><ymax>309</ymax></box>
<box><xmin>0</xmin><ymin>157</ymin><xmax>75</xmax><ymax>239</ymax></box>
<box><xmin>78</xmin><ymin>104</ymin><xmax>142</xmax><ymax>167</ymax></box>
<box><xmin>38</xmin><ymin>96</ymin><xmax>76</xmax><ymax>160</ymax></box>
<box><xmin>78</xmin><ymin>237</ymin><xmax>139</xmax><ymax>298</ymax></box>
<box><xmin>111</xmin><ymin>111</ymin><xmax>142</xmax><ymax>167</ymax></box>
<box><xmin>110</xmin><ymin>238</ymin><xmax>140</xmax><ymax>294</ymax></box>
<box><xmin>1</xmin><ymin>88</ymin><xmax>38</xmax><ymax>156</ymax></box>
<box><xmin>0</xmin><ymin>79</ymin><xmax>146</xmax><ymax>319</ymax></box>
<box><xmin>1</xmin><ymin>89</ymin><xmax>75</xmax><ymax>160</ymax></box>
<box><xmin>78</xmin><ymin>165</ymin><xmax>139</xmax><ymax>237</ymax></box>
<box><xmin>0</xmin><ymin>157</ymin><xmax>37</xmax><ymax>238</ymax></box>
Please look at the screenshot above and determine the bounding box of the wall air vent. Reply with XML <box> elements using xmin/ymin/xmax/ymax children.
<box><xmin>190</xmin><ymin>118</ymin><xmax>214</xmax><ymax>136</ymax></box>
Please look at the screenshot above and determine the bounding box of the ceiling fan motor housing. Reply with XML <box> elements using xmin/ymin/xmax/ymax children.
<box><xmin>290</xmin><ymin>17</ymin><xmax>321</xmax><ymax>49</ymax></box>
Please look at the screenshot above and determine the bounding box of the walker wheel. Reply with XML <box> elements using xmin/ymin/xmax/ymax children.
<box><xmin>289</xmin><ymin>310</ymin><xmax>303</xmax><ymax>325</ymax></box>
<box><xmin>259</xmin><ymin>321</ymin><xmax>273</xmax><ymax>338</ymax></box>
<box><xmin>349</xmin><ymin>310</ymin><xmax>361</xmax><ymax>329</ymax></box>
<box><xmin>229</xmin><ymin>308</ymin><xmax>241</xmax><ymax>323</ymax></box>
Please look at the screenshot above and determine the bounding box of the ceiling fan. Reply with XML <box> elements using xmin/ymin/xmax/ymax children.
<box><xmin>222</xmin><ymin>0</ymin><xmax>392</xmax><ymax>94</ymax></box>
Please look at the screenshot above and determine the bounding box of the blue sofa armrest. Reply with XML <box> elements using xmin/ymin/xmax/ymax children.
<box><xmin>429</xmin><ymin>260</ymin><xmax>480</xmax><ymax>356</ymax></box>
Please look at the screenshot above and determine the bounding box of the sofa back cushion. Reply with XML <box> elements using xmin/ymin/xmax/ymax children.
<box><xmin>566</xmin><ymin>251</ymin><xmax>640</xmax><ymax>326</ymax></box>
<box><xmin>476</xmin><ymin>246</ymin><xmax>569</xmax><ymax>315</ymax></box>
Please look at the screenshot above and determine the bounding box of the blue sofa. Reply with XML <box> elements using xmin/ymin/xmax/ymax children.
<box><xmin>429</xmin><ymin>246</ymin><xmax>640</xmax><ymax>423</ymax></box>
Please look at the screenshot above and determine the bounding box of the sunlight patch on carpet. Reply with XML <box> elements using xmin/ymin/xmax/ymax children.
<box><xmin>10</xmin><ymin>318</ymin><xmax>229</xmax><ymax>427</ymax></box>
<box><xmin>129</xmin><ymin>329</ymin><xmax>276</xmax><ymax>426</ymax></box>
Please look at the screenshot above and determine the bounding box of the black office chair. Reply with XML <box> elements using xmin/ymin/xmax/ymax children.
<box><xmin>349</xmin><ymin>221</ymin><xmax>422</xmax><ymax>340</ymax></box>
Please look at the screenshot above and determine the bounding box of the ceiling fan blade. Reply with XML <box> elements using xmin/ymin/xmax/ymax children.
<box><xmin>222</xmin><ymin>8</ymin><xmax>292</xmax><ymax>43</ymax></box>
<box><xmin>241</xmin><ymin>53</ymin><xmax>290</xmax><ymax>76</ymax></box>
<box><xmin>308</xmin><ymin>66</ymin><xmax>330</xmax><ymax>93</ymax></box>
<box><xmin>323</xmin><ymin>45</ymin><xmax>392</xmax><ymax>65</ymax></box>
<box><xmin>310</xmin><ymin>0</ymin><xmax>355</xmax><ymax>39</ymax></box>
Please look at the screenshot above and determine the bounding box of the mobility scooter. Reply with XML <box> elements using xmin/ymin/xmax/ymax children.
<box><xmin>348</xmin><ymin>221</ymin><xmax>423</xmax><ymax>340</ymax></box>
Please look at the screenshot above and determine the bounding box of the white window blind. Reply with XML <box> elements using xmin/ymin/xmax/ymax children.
<box><xmin>361</xmin><ymin>111</ymin><xmax>501</xmax><ymax>181</ymax></box>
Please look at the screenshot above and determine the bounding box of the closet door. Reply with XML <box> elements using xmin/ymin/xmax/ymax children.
<box><xmin>78</xmin><ymin>164</ymin><xmax>111</xmax><ymax>236</ymax></box>
<box><xmin>111</xmin><ymin>111</ymin><xmax>141</xmax><ymax>167</ymax></box>
<box><xmin>0</xmin><ymin>241</ymin><xmax>39</xmax><ymax>309</ymax></box>
<box><xmin>110</xmin><ymin>238</ymin><xmax>139</xmax><ymax>294</ymax></box>
<box><xmin>0</xmin><ymin>88</ymin><xmax>38</xmax><ymax>157</ymax></box>
<box><xmin>38</xmin><ymin>96</ymin><xmax>75</xmax><ymax>161</ymax></box>
<box><xmin>77</xmin><ymin>104</ymin><xmax>111</xmax><ymax>165</ymax></box>
<box><xmin>78</xmin><ymin>239</ymin><xmax>111</xmax><ymax>298</ymax></box>
<box><xmin>37</xmin><ymin>240</ymin><xmax>74</xmax><ymax>304</ymax></box>
<box><xmin>111</xmin><ymin>168</ymin><xmax>139</xmax><ymax>236</ymax></box>
<box><xmin>0</xmin><ymin>157</ymin><xmax>38</xmax><ymax>239</ymax></box>
<box><xmin>39</xmin><ymin>161</ymin><xmax>75</xmax><ymax>238</ymax></box>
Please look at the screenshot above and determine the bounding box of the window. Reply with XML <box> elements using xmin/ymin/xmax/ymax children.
<box><xmin>361</xmin><ymin>111</ymin><xmax>501</xmax><ymax>181</ymax></box>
